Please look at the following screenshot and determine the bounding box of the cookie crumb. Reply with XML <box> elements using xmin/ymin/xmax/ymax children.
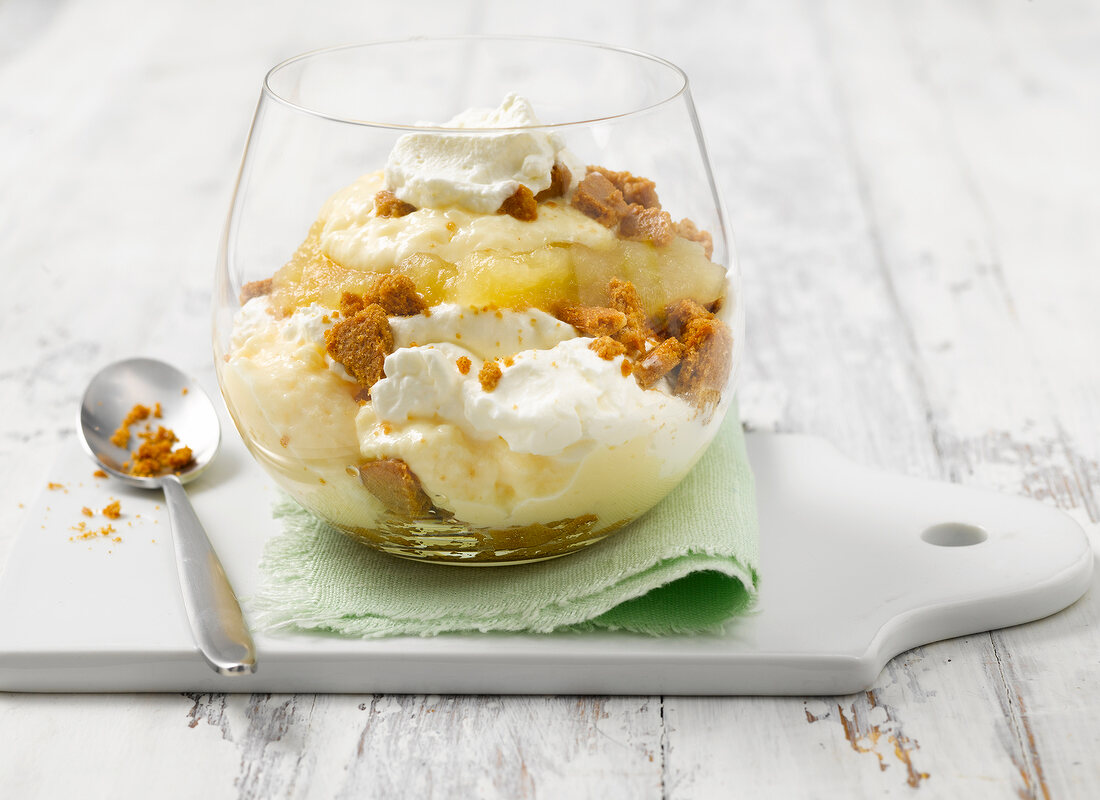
<box><xmin>619</xmin><ymin>205</ymin><xmax>675</xmax><ymax>246</ymax></box>
<box><xmin>608</xmin><ymin>278</ymin><xmax>650</xmax><ymax>355</ymax></box>
<box><xmin>498</xmin><ymin>185</ymin><xmax>538</xmax><ymax>221</ymax></box>
<box><xmin>479</xmin><ymin>360</ymin><xmax>503</xmax><ymax>392</ymax></box>
<box><xmin>342</xmin><ymin>275</ymin><xmax>427</xmax><ymax>318</ymax></box>
<box><xmin>675</xmin><ymin>316</ymin><xmax>733</xmax><ymax>411</ymax></box>
<box><xmin>110</xmin><ymin>404</ymin><xmax>151</xmax><ymax>448</ymax></box>
<box><xmin>93</xmin><ymin>469</ymin><xmax>108</xmax><ymax>479</ymax></box>
<box><xmin>588</xmin><ymin>336</ymin><xmax>628</xmax><ymax>360</ymax></box>
<box><xmin>556</xmin><ymin>305</ymin><xmax>627</xmax><ymax>337</ymax></box>
<box><xmin>664</xmin><ymin>298</ymin><xmax>714</xmax><ymax>339</ymax></box>
<box><xmin>358</xmin><ymin>458</ymin><xmax>435</xmax><ymax>517</ymax></box>
<box><xmin>102</xmin><ymin>500</ymin><xmax>121</xmax><ymax>519</ymax></box>
<box><xmin>589</xmin><ymin>166</ymin><xmax>660</xmax><ymax>209</ymax></box>
<box><xmin>239</xmin><ymin>278</ymin><xmax>274</xmax><ymax>304</ymax></box>
<box><xmin>374</xmin><ymin>189</ymin><xmax>417</xmax><ymax>218</ymax></box>
<box><xmin>634</xmin><ymin>338</ymin><xmax>685</xmax><ymax>389</ymax></box>
<box><xmin>571</xmin><ymin>171</ymin><xmax>630</xmax><ymax>227</ymax></box>
<box><xmin>456</xmin><ymin>356</ymin><xmax>472</xmax><ymax>375</ymax></box>
<box><xmin>81</xmin><ymin>507</ymin><xmax>94</xmax><ymax>517</ymax></box>
<box><xmin>325</xmin><ymin>303</ymin><xmax>394</xmax><ymax>395</ymax></box>
<box><xmin>675</xmin><ymin>218</ymin><xmax>714</xmax><ymax>259</ymax></box>
<box><xmin>129</xmin><ymin>427</ymin><xmax>194</xmax><ymax>477</ymax></box>
<box><xmin>535</xmin><ymin>162</ymin><xmax>572</xmax><ymax>201</ymax></box>
<box><xmin>47</xmin><ymin>482</ymin><xmax>65</xmax><ymax>491</ymax></box>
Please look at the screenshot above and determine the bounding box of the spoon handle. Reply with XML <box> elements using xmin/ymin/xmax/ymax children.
<box><xmin>161</xmin><ymin>474</ymin><xmax>257</xmax><ymax>675</ymax></box>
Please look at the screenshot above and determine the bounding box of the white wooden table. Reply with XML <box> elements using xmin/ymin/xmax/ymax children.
<box><xmin>1</xmin><ymin>0</ymin><xmax>1097</xmax><ymax>796</ymax></box>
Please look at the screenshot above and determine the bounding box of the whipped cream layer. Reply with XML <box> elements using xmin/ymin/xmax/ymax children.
<box><xmin>384</xmin><ymin>93</ymin><xmax>582</xmax><ymax>214</ymax></box>
<box><xmin>320</xmin><ymin>171</ymin><xmax>613</xmax><ymax>272</ymax></box>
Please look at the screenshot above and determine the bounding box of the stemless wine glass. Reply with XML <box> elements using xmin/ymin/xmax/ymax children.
<box><xmin>213</xmin><ymin>37</ymin><xmax>743</xmax><ymax>564</ymax></box>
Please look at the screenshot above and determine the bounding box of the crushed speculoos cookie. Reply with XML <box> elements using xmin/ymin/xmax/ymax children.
<box><xmin>478</xmin><ymin>360</ymin><xmax>503</xmax><ymax>392</ymax></box>
<box><xmin>372</xmin><ymin>274</ymin><xmax>428</xmax><ymax>316</ymax></box>
<box><xmin>588</xmin><ymin>336</ymin><xmax>628</xmax><ymax>360</ymax></box>
<box><xmin>674</xmin><ymin>316</ymin><xmax>733</xmax><ymax>411</ymax></box>
<box><xmin>675</xmin><ymin>218</ymin><xmax>714</xmax><ymax>259</ymax></box>
<box><xmin>589</xmin><ymin>166</ymin><xmax>660</xmax><ymax>209</ymax></box>
<box><xmin>571</xmin><ymin>171</ymin><xmax>630</xmax><ymax>227</ymax></box>
<box><xmin>556</xmin><ymin>305</ymin><xmax>627</xmax><ymax>337</ymax></box>
<box><xmin>664</xmin><ymin>298</ymin><xmax>714</xmax><ymax>339</ymax></box>
<box><xmin>81</xmin><ymin>506</ymin><xmax>94</xmax><ymax>517</ymax></box>
<box><xmin>607</xmin><ymin>278</ymin><xmax>650</xmax><ymax>355</ymax></box>
<box><xmin>456</xmin><ymin>356</ymin><xmax>472</xmax><ymax>375</ymax></box>
<box><xmin>619</xmin><ymin>205</ymin><xmax>675</xmax><ymax>246</ymax></box>
<box><xmin>535</xmin><ymin>162</ymin><xmax>572</xmax><ymax>201</ymax></box>
<box><xmin>374</xmin><ymin>189</ymin><xmax>417</xmax><ymax>218</ymax></box>
<box><xmin>92</xmin><ymin>469</ymin><xmax>108</xmax><ymax>479</ymax></box>
<box><xmin>129</xmin><ymin>426</ymin><xmax>194</xmax><ymax>477</ymax></box>
<box><xmin>342</xmin><ymin>275</ymin><xmax>427</xmax><ymax>318</ymax></box>
<box><xmin>325</xmin><ymin>303</ymin><xmax>393</xmax><ymax>395</ymax></box>
<box><xmin>340</xmin><ymin>291</ymin><xmax>366</xmax><ymax>318</ymax></box>
<box><xmin>358</xmin><ymin>458</ymin><xmax>434</xmax><ymax>517</ymax></box>
<box><xmin>634</xmin><ymin>337</ymin><xmax>685</xmax><ymax>389</ymax></box>
<box><xmin>110</xmin><ymin>404</ymin><xmax>152</xmax><ymax>449</ymax></box>
<box><xmin>102</xmin><ymin>500</ymin><xmax>121</xmax><ymax>520</ymax></box>
<box><xmin>498</xmin><ymin>185</ymin><xmax>538</xmax><ymax>221</ymax></box>
<box><xmin>239</xmin><ymin>278</ymin><xmax>274</xmax><ymax>304</ymax></box>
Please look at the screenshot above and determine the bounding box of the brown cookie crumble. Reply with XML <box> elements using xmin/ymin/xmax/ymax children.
<box><xmin>325</xmin><ymin>303</ymin><xmax>394</xmax><ymax>395</ymax></box>
<box><xmin>358</xmin><ymin>458</ymin><xmax>434</xmax><ymax>517</ymax></box>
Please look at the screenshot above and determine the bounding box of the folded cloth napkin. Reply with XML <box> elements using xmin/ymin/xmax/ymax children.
<box><xmin>252</xmin><ymin>410</ymin><xmax>759</xmax><ymax>637</ymax></box>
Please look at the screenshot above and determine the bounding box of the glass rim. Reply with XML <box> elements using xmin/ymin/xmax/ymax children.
<box><xmin>261</xmin><ymin>35</ymin><xmax>690</xmax><ymax>131</ymax></box>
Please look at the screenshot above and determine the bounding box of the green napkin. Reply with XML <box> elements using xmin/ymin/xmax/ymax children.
<box><xmin>252</xmin><ymin>411</ymin><xmax>759</xmax><ymax>637</ymax></box>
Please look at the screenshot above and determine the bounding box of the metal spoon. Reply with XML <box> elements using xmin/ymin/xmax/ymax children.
<box><xmin>77</xmin><ymin>357</ymin><xmax>256</xmax><ymax>676</ymax></box>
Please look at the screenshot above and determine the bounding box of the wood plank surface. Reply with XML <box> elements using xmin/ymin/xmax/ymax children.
<box><xmin>1</xmin><ymin>0</ymin><xmax>1097</xmax><ymax>797</ymax></box>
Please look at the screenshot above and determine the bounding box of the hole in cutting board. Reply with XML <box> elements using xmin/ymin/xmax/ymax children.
<box><xmin>921</xmin><ymin>522</ymin><xmax>988</xmax><ymax>547</ymax></box>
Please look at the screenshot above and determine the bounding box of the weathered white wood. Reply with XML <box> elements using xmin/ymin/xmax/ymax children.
<box><xmin>1</xmin><ymin>0</ymin><xmax>1097</xmax><ymax>797</ymax></box>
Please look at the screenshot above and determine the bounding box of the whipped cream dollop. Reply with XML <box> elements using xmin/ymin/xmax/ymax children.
<box><xmin>384</xmin><ymin>93</ymin><xmax>581</xmax><ymax>214</ymax></box>
<box><xmin>367</xmin><ymin>335</ymin><xmax>698</xmax><ymax>459</ymax></box>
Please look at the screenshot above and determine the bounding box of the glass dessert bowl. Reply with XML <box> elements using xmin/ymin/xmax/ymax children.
<box><xmin>213</xmin><ymin>37</ymin><xmax>743</xmax><ymax>564</ymax></box>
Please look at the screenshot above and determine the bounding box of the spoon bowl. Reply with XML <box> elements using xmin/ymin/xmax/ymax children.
<box><xmin>78</xmin><ymin>358</ymin><xmax>220</xmax><ymax>488</ymax></box>
<box><xmin>77</xmin><ymin>358</ymin><xmax>256</xmax><ymax>676</ymax></box>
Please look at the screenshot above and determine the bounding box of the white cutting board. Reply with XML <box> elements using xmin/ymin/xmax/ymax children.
<box><xmin>0</xmin><ymin>427</ymin><xmax>1091</xmax><ymax>696</ymax></box>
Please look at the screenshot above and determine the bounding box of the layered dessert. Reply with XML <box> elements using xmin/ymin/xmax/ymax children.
<box><xmin>219</xmin><ymin>94</ymin><xmax>740</xmax><ymax>562</ymax></box>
